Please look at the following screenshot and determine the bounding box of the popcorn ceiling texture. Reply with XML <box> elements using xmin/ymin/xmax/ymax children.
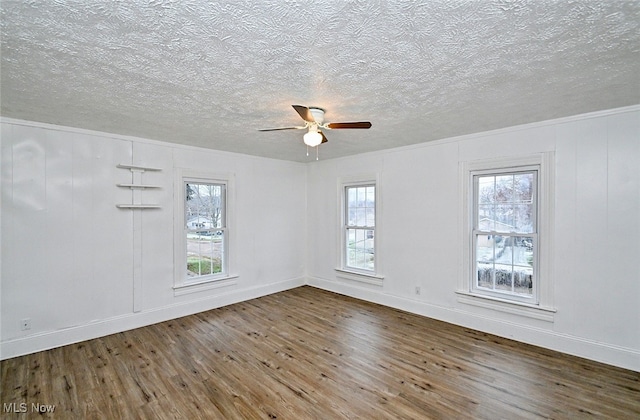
<box><xmin>1</xmin><ymin>0</ymin><xmax>639</xmax><ymax>161</ymax></box>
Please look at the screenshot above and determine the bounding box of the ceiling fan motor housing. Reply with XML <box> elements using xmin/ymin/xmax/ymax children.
<box><xmin>309</xmin><ymin>107</ymin><xmax>325</xmax><ymax>124</ymax></box>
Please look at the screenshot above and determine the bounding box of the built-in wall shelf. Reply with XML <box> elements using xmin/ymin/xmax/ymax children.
<box><xmin>116</xmin><ymin>163</ymin><xmax>162</xmax><ymax>210</ymax></box>
<box><xmin>116</xmin><ymin>164</ymin><xmax>162</xmax><ymax>172</ymax></box>
<box><xmin>116</xmin><ymin>183</ymin><xmax>162</xmax><ymax>189</ymax></box>
<box><xmin>116</xmin><ymin>204</ymin><xmax>161</xmax><ymax>209</ymax></box>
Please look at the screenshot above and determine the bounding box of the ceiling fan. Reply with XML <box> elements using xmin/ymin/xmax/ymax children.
<box><xmin>259</xmin><ymin>105</ymin><xmax>372</xmax><ymax>158</ymax></box>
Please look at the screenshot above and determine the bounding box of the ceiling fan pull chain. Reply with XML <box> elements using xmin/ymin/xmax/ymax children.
<box><xmin>306</xmin><ymin>145</ymin><xmax>309</xmax><ymax>156</ymax></box>
<box><xmin>316</xmin><ymin>146</ymin><xmax>319</xmax><ymax>161</ymax></box>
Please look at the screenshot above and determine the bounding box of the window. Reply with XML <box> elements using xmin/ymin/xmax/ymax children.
<box><xmin>335</xmin><ymin>175</ymin><xmax>383</xmax><ymax>285</ymax></box>
<box><xmin>473</xmin><ymin>170</ymin><xmax>537</xmax><ymax>303</ymax></box>
<box><xmin>174</xmin><ymin>170</ymin><xmax>237</xmax><ymax>293</ymax></box>
<box><xmin>184</xmin><ymin>181</ymin><xmax>226</xmax><ymax>280</ymax></box>
<box><xmin>459</xmin><ymin>153</ymin><xmax>555</xmax><ymax>319</ymax></box>
<box><xmin>344</xmin><ymin>184</ymin><xmax>376</xmax><ymax>272</ymax></box>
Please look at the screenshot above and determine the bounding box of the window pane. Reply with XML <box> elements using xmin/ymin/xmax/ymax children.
<box><xmin>494</xmin><ymin>265</ymin><xmax>513</xmax><ymax>293</ymax></box>
<box><xmin>356</xmin><ymin>208</ymin><xmax>366</xmax><ymax>226</ymax></box>
<box><xmin>347</xmin><ymin>187</ymin><xmax>357</xmax><ymax>208</ymax></box>
<box><xmin>477</xmin><ymin>205</ymin><xmax>495</xmax><ymax>231</ymax></box>
<box><xmin>186</xmin><ymin>183</ymin><xmax>224</xmax><ymax>230</ymax></box>
<box><xmin>478</xmin><ymin>176</ymin><xmax>495</xmax><ymax>204</ymax></box>
<box><xmin>346</xmin><ymin>227</ymin><xmax>374</xmax><ymax>271</ymax></box>
<box><xmin>475</xmin><ymin>234</ymin><xmax>533</xmax><ymax>297</ymax></box>
<box><xmin>494</xmin><ymin>175</ymin><xmax>514</xmax><ymax>202</ymax></box>
<box><xmin>346</xmin><ymin>185</ymin><xmax>375</xmax><ymax>227</ymax></box>
<box><xmin>346</xmin><ymin>228</ymin><xmax>357</xmax><ymax>267</ymax></box>
<box><xmin>514</xmin><ymin>173</ymin><xmax>534</xmax><ymax>202</ymax></box>
<box><xmin>366</xmin><ymin>186</ymin><xmax>375</xmax><ymax>205</ymax></box>
<box><xmin>348</xmin><ymin>208</ymin><xmax>356</xmax><ymax>226</ymax></box>
<box><xmin>355</xmin><ymin>187</ymin><xmax>363</xmax><ymax>207</ymax></box>
<box><xmin>187</xmin><ymin>231</ymin><xmax>223</xmax><ymax>277</ymax></box>
<box><xmin>476</xmin><ymin>234</ymin><xmax>495</xmax><ymax>263</ymax></box>
<box><xmin>514</xmin><ymin>204</ymin><xmax>534</xmax><ymax>233</ymax></box>
<box><xmin>493</xmin><ymin>204</ymin><xmax>514</xmax><ymax>232</ymax></box>
<box><xmin>185</xmin><ymin>181</ymin><xmax>225</xmax><ymax>281</ymax></box>
<box><xmin>476</xmin><ymin>172</ymin><xmax>535</xmax><ymax>234</ymax></box>
<box><xmin>366</xmin><ymin>211</ymin><xmax>374</xmax><ymax>227</ymax></box>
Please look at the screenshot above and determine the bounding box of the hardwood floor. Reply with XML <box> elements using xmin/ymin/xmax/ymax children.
<box><xmin>2</xmin><ymin>286</ymin><xmax>639</xmax><ymax>419</ymax></box>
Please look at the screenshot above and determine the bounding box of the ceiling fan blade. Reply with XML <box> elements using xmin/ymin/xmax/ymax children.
<box><xmin>258</xmin><ymin>126</ymin><xmax>306</xmax><ymax>131</ymax></box>
<box><xmin>292</xmin><ymin>105</ymin><xmax>315</xmax><ymax>122</ymax></box>
<box><xmin>319</xmin><ymin>130</ymin><xmax>328</xmax><ymax>143</ymax></box>
<box><xmin>326</xmin><ymin>121</ymin><xmax>372</xmax><ymax>129</ymax></box>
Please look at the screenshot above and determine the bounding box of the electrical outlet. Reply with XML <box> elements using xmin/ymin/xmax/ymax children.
<box><xmin>415</xmin><ymin>286</ymin><xmax>421</xmax><ymax>295</ymax></box>
<box><xmin>21</xmin><ymin>318</ymin><xmax>31</xmax><ymax>331</ymax></box>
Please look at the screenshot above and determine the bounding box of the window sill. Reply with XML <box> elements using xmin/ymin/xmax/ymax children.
<box><xmin>456</xmin><ymin>291</ymin><xmax>556</xmax><ymax>322</ymax></box>
<box><xmin>174</xmin><ymin>275</ymin><xmax>238</xmax><ymax>296</ymax></box>
<box><xmin>335</xmin><ymin>268</ymin><xmax>384</xmax><ymax>286</ymax></box>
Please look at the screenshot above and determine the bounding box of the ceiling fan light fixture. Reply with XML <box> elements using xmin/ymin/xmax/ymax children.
<box><xmin>259</xmin><ymin>105</ymin><xmax>372</xmax><ymax>157</ymax></box>
<box><xmin>303</xmin><ymin>130</ymin><xmax>323</xmax><ymax>147</ymax></box>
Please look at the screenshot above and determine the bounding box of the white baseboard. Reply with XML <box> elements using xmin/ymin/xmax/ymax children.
<box><xmin>5</xmin><ymin>275</ymin><xmax>638</xmax><ymax>373</ymax></box>
<box><xmin>1</xmin><ymin>277</ymin><xmax>304</xmax><ymax>360</ymax></box>
<box><xmin>306</xmin><ymin>276</ymin><xmax>640</xmax><ymax>372</ymax></box>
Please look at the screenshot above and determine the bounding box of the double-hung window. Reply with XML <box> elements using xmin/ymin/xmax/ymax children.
<box><xmin>174</xmin><ymin>170</ymin><xmax>236</xmax><ymax>293</ymax></box>
<box><xmin>459</xmin><ymin>153</ymin><xmax>555</xmax><ymax>318</ymax></box>
<box><xmin>336</xmin><ymin>175</ymin><xmax>383</xmax><ymax>286</ymax></box>
<box><xmin>473</xmin><ymin>169</ymin><xmax>537</xmax><ymax>302</ymax></box>
<box><xmin>344</xmin><ymin>183</ymin><xmax>376</xmax><ymax>273</ymax></box>
<box><xmin>184</xmin><ymin>180</ymin><xmax>227</xmax><ymax>280</ymax></box>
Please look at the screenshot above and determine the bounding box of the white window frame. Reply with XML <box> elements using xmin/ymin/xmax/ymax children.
<box><xmin>472</xmin><ymin>167</ymin><xmax>538</xmax><ymax>303</ymax></box>
<box><xmin>335</xmin><ymin>174</ymin><xmax>384</xmax><ymax>285</ymax></box>
<box><xmin>174</xmin><ymin>169</ymin><xmax>237</xmax><ymax>294</ymax></box>
<box><xmin>458</xmin><ymin>153</ymin><xmax>555</xmax><ymax>320</ymax></box>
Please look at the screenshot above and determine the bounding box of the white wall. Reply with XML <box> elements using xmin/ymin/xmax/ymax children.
<box><xmin>1</xmin><ymin>120</ymin><xmax>307</xmax><ymax>359</ymax></box>
<box><xmin>2</xmin><ymin>107</ymin><xmax>639</xmax><ymax>372</ymax></box>
<box><xmin>307</xmin><ymin>107</ymin><xmax>640</xmax><ymax>371</ymax></box>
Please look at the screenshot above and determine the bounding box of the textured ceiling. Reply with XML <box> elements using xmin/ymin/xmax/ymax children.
<box><xmin>1</xmin><ymin>1</ymin><xmax>639</xmax><ymax>162</ymax></box>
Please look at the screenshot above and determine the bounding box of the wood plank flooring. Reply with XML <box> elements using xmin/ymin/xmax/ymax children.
<box><xmin>2</xmin><ymin>286</ymin><xmax>639</xmax><ymax>419</ymax></box>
